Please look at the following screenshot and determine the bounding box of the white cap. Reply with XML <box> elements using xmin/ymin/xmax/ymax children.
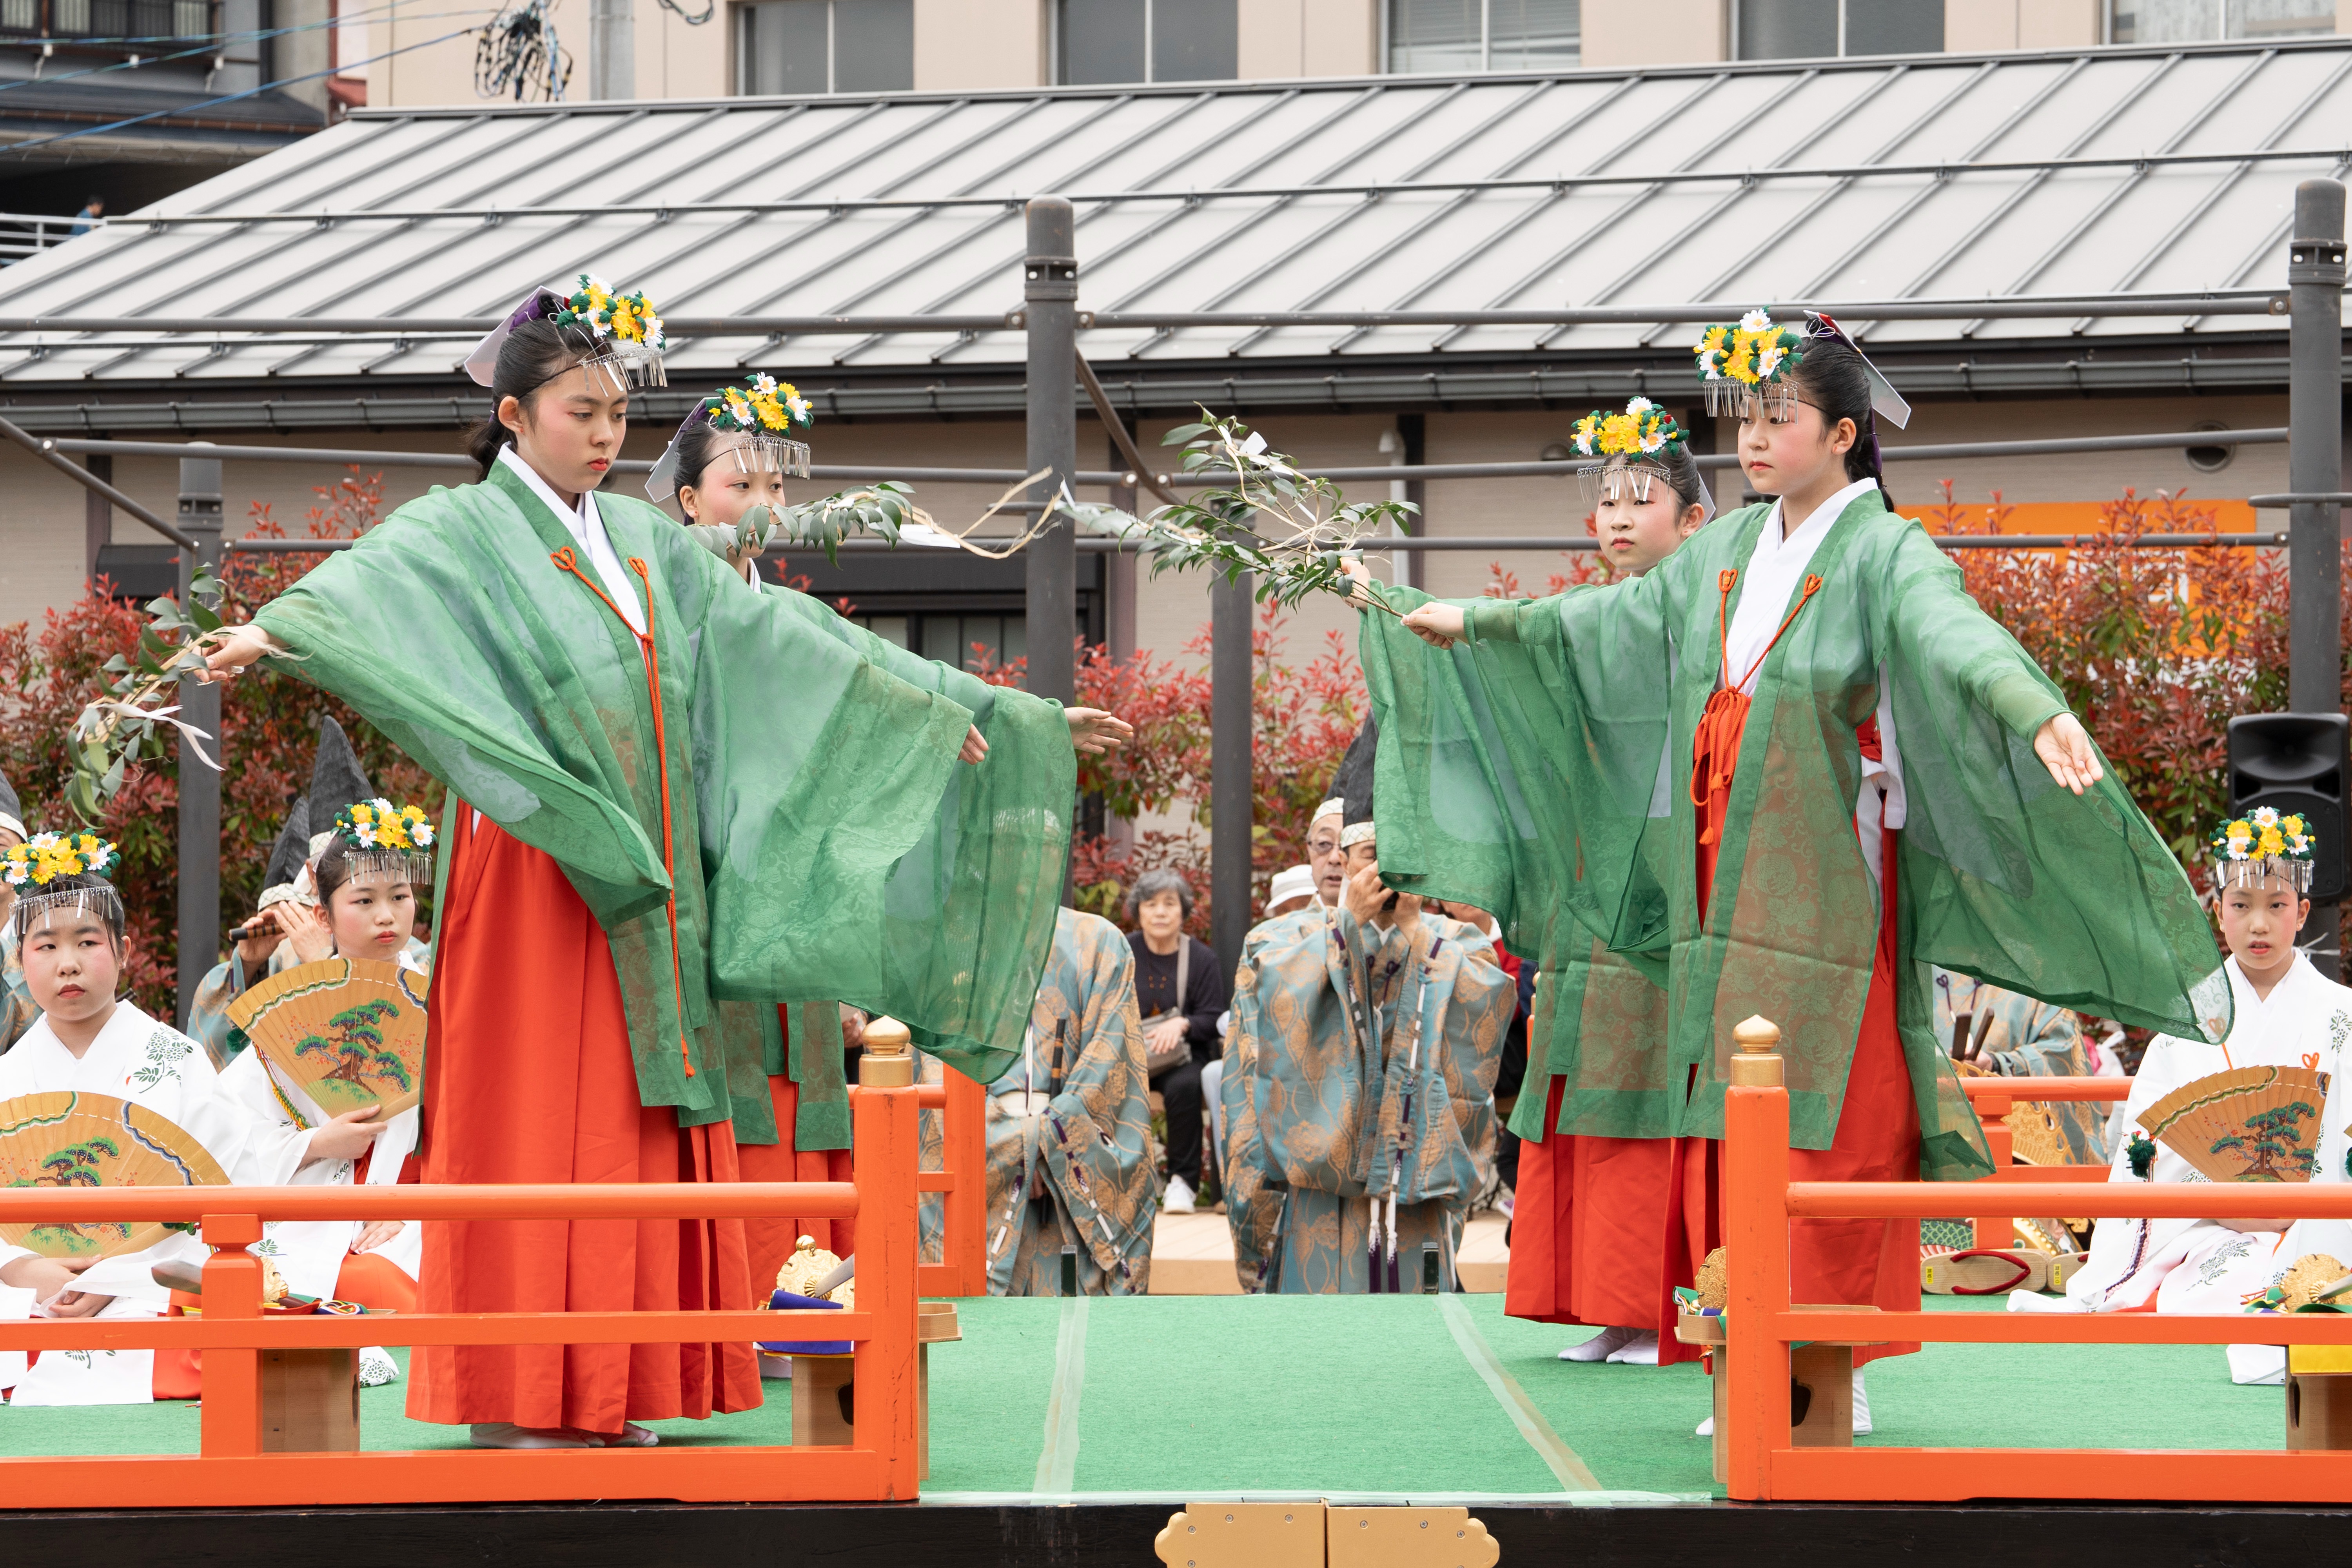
<box><xmin>1267</xmin><ymin>865</ymin><xmax>1315</xmax><ymax>909</ymax></box>
<box><xmin>1313</xmin><ymin>797</ymin><xmax>1345</xmax><ymax>824</ymax></box>
<box><xmin>1340</xmin><ymin>821</ymin><xmax>1376</xmax><ymax>850</ymax></box>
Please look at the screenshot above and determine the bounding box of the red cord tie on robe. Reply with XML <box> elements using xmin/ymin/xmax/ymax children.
<box><xmin>550</xmin><ymin>545</ymin><xmax>696</xmax><ymax>1079</ymax></box>
<box><xmin>1690</xmin><ymin>568</ymin><xmax>1822</xmax><ymax>848</ymax></box>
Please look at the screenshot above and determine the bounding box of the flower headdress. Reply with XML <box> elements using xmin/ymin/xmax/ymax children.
<box><xmin>2210</xmin><ymin>806</ymin><xmax>2317</xmax><ymax>893</ymax></box>
<box><xmin>1694</xmin><ymin>309</ymin><xmax>1806</xmax><ymax>420</ymax></box>
<box><xmin>644</xmin><ymin>373</ymin><xmax>815</xmax><ymax>502</ymax></box>
<box><xmin>1691</xmin><ymin>309</ymin><xmax>1913</xmax><ymax>431</ymax></box>
<box><xmin>464</xmin><ymin>274</ymin><xmax>668</xmax><ymax>398</ymax></box>
<box><xmin>328</xmin><ymin>799</ymin><xmax>436</xmax><ymax>888</ymax></box>
<box><xmin>1567</xmin><ymin>397</ymin><xmax>1715</xmax><ymax>522</ymax></box>
<box><xmin>3</xmin><ymin>831</ymin><xmax>123</xmax><ymax>942</ymax></box>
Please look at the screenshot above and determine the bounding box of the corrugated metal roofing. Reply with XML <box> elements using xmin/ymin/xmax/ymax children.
<box><xmin>3</xmin><ymin>36</ymin><xmax>2347</xmax><ymax>390</ymax></box>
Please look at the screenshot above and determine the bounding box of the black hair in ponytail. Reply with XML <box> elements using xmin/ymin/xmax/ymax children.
<box><xmin>464</xmin><ymin>315</ymin><xmax>611</xmax><ymax>480</ymax></box>
<box><xmin>1791</xmin><ymin>336</ymin><xmax>1894</xmax><ymax>512</ymax></box>
<box><xmin>668</xmin><ymin>412</ymin><xmax>729</xmax><ymax>503</ymax></box>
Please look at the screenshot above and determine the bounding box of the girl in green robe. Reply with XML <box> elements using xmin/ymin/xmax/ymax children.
<box><xmin>198</xmin><ymin>278</ymin><xmax>1131</xmax><ymax>1447</ymax></box>
<box><xmin>1350</xmin><ymin>314</ymin><xmax>2227</xmax><ymax>1411</ymax></box>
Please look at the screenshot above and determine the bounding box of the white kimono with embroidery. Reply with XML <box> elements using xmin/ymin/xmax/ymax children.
<box><xmin>2012</xmin><ymin>953</ymin><xmax>2352</xmax><ymax>1384</ymax></box>
<box><xmin>0</xmin><ymin>1003</ymin><xmax>267</xmax><ymax>1403</ymax></box>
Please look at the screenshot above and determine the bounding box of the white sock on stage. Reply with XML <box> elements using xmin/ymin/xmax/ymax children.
<box><xmin>1605</xmin><ymin>1331</ymin><xmax>1660</xmax><ymax>1365</ymax></box>
<box><xmin>1562</xmin><ymin>1325</ymin><xmax>1639</xmax><ymax>1362</ymax></box>
<box><xmin>1852</xmin><ymin>1369</ymin><xmax>1872</xmax><ymax>1435</ymax></box>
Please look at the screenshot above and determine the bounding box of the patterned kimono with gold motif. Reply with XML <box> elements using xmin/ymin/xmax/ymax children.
<box><xmin>920</xmin><ymin>907</ymin><xmax>1157</xmax><ymax>1295</ymax></box>
<box><xmin>1229</xmin><ymin>904</ymin><xmax>1512</xmax><ymax>1294</ymax></box>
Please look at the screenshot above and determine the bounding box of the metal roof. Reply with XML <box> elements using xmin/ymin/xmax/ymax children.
<box><xmin>2</xmin><ymin>35</ymin><xmax>2348</xmax><ymax>398</ymax></box>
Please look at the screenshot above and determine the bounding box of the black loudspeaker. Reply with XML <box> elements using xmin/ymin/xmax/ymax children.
<box><xmin>2227</xmin><ymin>714</ymin><xmax>2351</xmax><ymax>902</ymax></box>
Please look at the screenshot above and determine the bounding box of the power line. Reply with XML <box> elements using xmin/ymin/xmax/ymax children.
<box><xmin>0</xmin><ymin>21</ymin><xmax>481</xmax><ymax>157</ymax></box>
<box><xmin>0</xmin><ymin>3</ymin><xmax>492</xmax><ymax>102</ymax></box>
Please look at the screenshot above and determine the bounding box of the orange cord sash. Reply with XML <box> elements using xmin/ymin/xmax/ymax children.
<box><xmin>1690</xmin><ymin>567</ymin><xmax>1823</xmax><ymax>849</ymax></box>
<box><xmin>550</xmin><ymin>544</ymin><xmax>696</xmax><ymax>1080</ymax></box>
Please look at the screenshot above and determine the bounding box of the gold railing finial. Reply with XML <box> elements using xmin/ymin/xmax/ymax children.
<box><xmin>859</xmin><ymin>1014</ymin><xmax>916</xmax><ymax>1087</ymax></box>
<box><xmin>1728</xmin><ymin>1014</ymin><xmax>1784</xmax><ymax>1087</ymax></box>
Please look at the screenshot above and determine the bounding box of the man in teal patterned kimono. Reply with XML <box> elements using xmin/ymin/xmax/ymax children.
<box><xmin>1229</xmin><ymin>815</ymin><xmax>1514</xmax><ymax>1293</ymax></box>
<box><xmin>1219</xmin><ymin>897</ymin><xmax>1330</xmax><ymax>1290</ymax></box>
<box><xmin>922</xmin><ymin>906</ymin><xmax>1158</xmax><ymax>1294</ymax></box>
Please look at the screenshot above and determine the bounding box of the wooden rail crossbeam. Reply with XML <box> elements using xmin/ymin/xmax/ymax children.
<box><xmin>0</xmin><ymin>1084</ymin><xmax>925</xmax><ymax>1507</ymax></box>
<box><xmin>1722</xmin><ymin>1039</ymin><xmax>2352</xmax><ymax>1503</ymax></box>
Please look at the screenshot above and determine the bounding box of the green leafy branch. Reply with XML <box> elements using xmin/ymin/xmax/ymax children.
<box><xmin>1122</xmin><ymin>410</ymin><xmax>1417</xmax><ymax>615</ymax></box>
<box><xmin>66</xmin><ymin>565</ymin><xmax>230</xmax><ymax>824</ymax></box>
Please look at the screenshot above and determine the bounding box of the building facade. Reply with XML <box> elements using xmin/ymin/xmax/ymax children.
<box><xmin>369</xmin><ymin>0</ymin><xmax>2352</xmax><ymax>108</ymax></box>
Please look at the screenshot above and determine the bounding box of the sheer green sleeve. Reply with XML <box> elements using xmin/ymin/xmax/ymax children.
<box><xmin>1873</xmin><ymin>528</ymin><xmax>2229</xmax><ymax>1044</ymax></box>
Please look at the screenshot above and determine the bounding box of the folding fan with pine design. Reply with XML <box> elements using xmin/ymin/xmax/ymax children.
<box><xmin>0</xmin><ymin>1092</ymin><xmax>228</xmax><ymax>1259</ymax></box>
<box><xmin>2142</xmin><ymin>1065</ymin><xmax>2332</xmax><ymax>1183</ymax></box>
<box><xmin>227</xmin><ymin>957</ymin><xmax>428</xmax><ymax>1120</ymax></box>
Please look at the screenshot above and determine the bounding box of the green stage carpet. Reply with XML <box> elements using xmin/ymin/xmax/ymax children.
<box><xmin>0</xmin><ymin>1295</ymin><xmax>2290</xmax><ymax>1501</ymax></box>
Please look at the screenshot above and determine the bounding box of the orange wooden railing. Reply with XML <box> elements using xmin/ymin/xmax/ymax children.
<box><xmin>1958</xmin><ymin>1074</ymin><xmax>2131</xmax><ymax>1248</ymax></box>
<box><xmin>0</xmin><ymin>1082</ymin><xmax>923</xmax><ymax>1508</ymax></box>
<box><xmin>913</xmin><ymin>1067</ymin><xmax>986</xmax><ymax>1296</ymax></box>
<box><xmin>1722</xmin><ymin>1031</ymin><xmax>2352</xmax><ymax>1503</ymax></box>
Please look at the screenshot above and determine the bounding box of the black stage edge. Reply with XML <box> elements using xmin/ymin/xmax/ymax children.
<box><xmin>11</xmin><ymin>1499</ymin><xmax>2350</xmax><ymax>1566</ymax></box>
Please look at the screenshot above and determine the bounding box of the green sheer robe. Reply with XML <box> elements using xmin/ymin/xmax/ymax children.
<box><xmin>1360</xmin><ymin>490</ymin><xmax>2228</xmax><ymax>1181</ymax></box>
<box><xmin>252</xmin><ymin>461</ymin><xmax>1074</xmax><ymax>1127</ymax></box>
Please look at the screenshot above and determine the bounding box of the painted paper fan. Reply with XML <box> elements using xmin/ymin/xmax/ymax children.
<box><xmin>227</xmin><ymin>957</ymin><xmax>427</xmax><ymax>1119</ymax></box>
<box><xmin>2143</xmin><ymin>1065</ymin><xmax>2331</xmax><ymax>1183</ymax></box>
<box><xmin>0</xmin><ymin>1092</ymin><xmax>228</xmax><ymax>1259</ymax></box>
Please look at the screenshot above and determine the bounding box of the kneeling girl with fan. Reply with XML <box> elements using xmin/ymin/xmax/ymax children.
<box><xmin>2013</xmin><ymin>811</ymin><xmax>2352</xmax><ymax>1386</ymax></box>
<box><xmin>0</xmin><ymin>834</ymin><xmax>264</xmax><ymax>1403</ymax></box>
<box><xmin>215</xmin><ymin>800</ymin><xmax>432</xmax><ymax>1320</ymax></box>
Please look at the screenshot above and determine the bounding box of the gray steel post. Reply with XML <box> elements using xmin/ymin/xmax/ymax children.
<box><xmin>2288</xmin><ymin>178</ymin><xmax>2347</xmax><ymax>975</ymax></box>
<box><xmin>589</xmin><ymin>0</ymin><xmax>633</xmax><ymax>98</ymax></box>
<box><xmin>1210</xmin><ymin>570</ymin><xmax>1253</xmax><ymax>975</ymax></box>
<box><xmin>1024</xmin><ymin>197</ymin><xmax>1078</xmax><ymax>706</ymax></box>
<box><xmin>174</xmin><ymin>448</ymin><xmax>224</xmax><ymax>1029</ymax></box>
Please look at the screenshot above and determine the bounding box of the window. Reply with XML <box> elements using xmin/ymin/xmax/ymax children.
<box><xmin>1057</xmin><ymin>0</ymin><xmax>1236</xmax><ymax>83</ymax></box>
<box><xmin>1386</xmin><ymin>0</ymin><xmax>1579</xmax><ymax>72</ymax></box>
<box><xmin>2107</xmin><ymin>0</ymin><xmax>2337</xmax><ymax>43</ymax></box>
<box><xmin>1732</xmin><ymin>0</ymin><xmax>1941</xmax><ymax>59</ymax></box>
<box><xmin>736</xmin><ymin>0</ymin><xmax>912</xmax><ymax>96</ymax></box>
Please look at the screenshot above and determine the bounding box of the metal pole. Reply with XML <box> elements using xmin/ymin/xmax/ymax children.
<box><xmin>174</xmin><ymin>448</ymin><xmax>223</xmax><ymax>1029</ymax></box>
<box><xmin>1210</xmin><ymin>570</ymin><xmax>1254</xmax><ymax>975</ymax></box>
<box><xmin>589</xmin><ymin>0</ymin><xmax>633</xmax><ymax>98</ymax></box>
<box><xmin>2289</xmin><ymin>178</ymin><xmax>2347</xmax><ymax>976</ymax></box>
<box><xmin>1023</xmin><ymin>196</ymin><xmax>1078</xmax><ymax>707</ymax></box>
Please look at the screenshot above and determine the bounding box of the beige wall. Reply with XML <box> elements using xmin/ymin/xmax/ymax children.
<box><xmin>1239</xmin><ymin>0</ymin><xmax>1377</xmax><ymax>78</ymax></box>
<box><xmin>913</xmin><ymin>0</ymin><xmax>1046</xmax><ymax>92</ymax></box>
<box><xmin>1580</xmin><ymin>0</ymin><xmax>1727</xmax><ymax>69</ymax></box>
<box><xmin>379</xmin><ymin>0</ymin><xmax>503</xmax><ymax>109</ymax></box>
<box><xmin>1944</xmin><ymin>0</ymin><xmax>2100</xmax><ymax>53</ymax></box>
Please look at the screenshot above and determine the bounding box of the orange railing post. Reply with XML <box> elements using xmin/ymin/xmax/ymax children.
<box><xmin>1971</xmin><ymin>1086</ymin><xmax>2015</xmax><ymax>1249</ymax></box>
<box><xmin>855</xmin><ymin>1023</ymin><xmax>923</xmax><ymax>1499</ymax></box>
<box><xmin>1722</xmin><ymin>1016</ymin><xmax>1793</xmax><ymax>1503</ymax></box>
<box><xmin>197</xmin><ymin>1211</ymin><xmax>264</xmax><ymax>1458</ymax></box>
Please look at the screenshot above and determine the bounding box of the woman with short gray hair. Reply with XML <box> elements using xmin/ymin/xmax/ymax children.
<box><xmin>1123</xmin><ymin>869</ymin><xmax>1228</xmax><ymax>1215</ymax></box>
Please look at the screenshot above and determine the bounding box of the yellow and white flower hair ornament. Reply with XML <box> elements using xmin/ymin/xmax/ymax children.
<box><xmin>3</xmin><ymin>831</ymin><xmax>125</xmax><ymax>940</ymax></box>
<box><xmin>644</xmin><ymin>374</ymin><xmax>815</xmax><ymax>503</ymax></box>
<box><xmin>1568</xmin><ymin>397</ymin><xmax>1715</xmax><ymax>523</ymax></box>
<box><xmin>2210</xmin><ymin>806</ymin><xmax>2317</xmax><ymax>894</ymax></box>
<box><xmin>328</xmin><ymin>799</ymin><xmax>436</xmax><ymax>888</ymax></box>
<box><xmin>465</xmin><ymin>274</ymin><xmax>668</xmax><ymax>399</ymax></box>
<box><xmin>1690</xmin><ymin>309</ymin><xmax>1911</xmax><ymax>431</ymax></box>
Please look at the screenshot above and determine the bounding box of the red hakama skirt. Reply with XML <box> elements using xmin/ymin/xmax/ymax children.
<box><xmin>407</xmin><ymin>811</ymin><xmax>761</xmax><ymax>1432</ymax></box>
<box><xmin>1655</xmin><ymin>806</ymin><xmax>1923</xmax><ymax>1368</ymax></box>
<box><xmin>1505</xmin><ymin>1106</ymin><xmax>1675</xmax><ymax>1332</ymax></box>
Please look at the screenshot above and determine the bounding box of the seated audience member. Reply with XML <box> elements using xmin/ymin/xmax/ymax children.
<box><xmin>1265</xmin><ymin>865</ymin><xmax>1316</xmax><ymax>919</ymax></box>
<box><xmin>1125</xmin><ymin>870</ymin><xmax>1229</xmax><ymax>1216</ymax></box>
<box><xmin>2014</xmin><ymin>811</ymin><xmax>2351</xmax><ymax>1387</ymax></box>
<box><xmin>0</xmin><ymin>835</ymin><xmax>262</xmax><ymax>1404</ymax></box>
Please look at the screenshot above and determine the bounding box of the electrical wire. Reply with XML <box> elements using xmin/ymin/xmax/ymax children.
<box><xmin>473</xmin><ymin>0</ymin><xmax>565</xmax><ymax>102</ymax></box>
<box><xmin>0</xmin><ymin>22</ymin><xmax>479</xmax><ymax>157</ymax></box>
<box><xmin>0</xmin><ymin>4</ymin><xmax>491</xmax><ymax>101</ymax></box>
